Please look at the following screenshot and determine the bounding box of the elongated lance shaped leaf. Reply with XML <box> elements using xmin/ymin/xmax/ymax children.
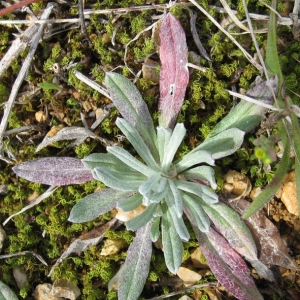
<box><xmin>162</xmin><ymin>209</ymin><xmax>183</xmax><ymax>274</ymax></box>
<box><xmin>82</xmin><ymin>153</ymin><xmax>137</xmax><ymax>173</ymax></box>
<box><xmin>68</xmin><ymin>188</ymin><xmax>133</xmax><ymax>223</ymax></box>
<box><xmin>209</xmin><ymin>76</ymin><xmax>278</xmax><ymax>137</ymax></box>
<box><xmin>126</xmin><ymin>203</ymin><xmax>158</xmax><ymax>231</ymax></box>
<box><xmin>165</xmin><ymin>193</ymin><xmax>190</xmax><ymax>241</ymax></box>
<box><xmin>175</xmin><ymin>150</ymin><xmax>214</xmax><ymax>173</ymax></box>
<box><xmin>116</xmin><ymin>118</ymin><xmax>159</xmax><ymax>170</ymax></box>
<box><xmin>107</xmin><ymin>146</ymin><xmax>154</xmax><ymax>176</ymax></box>
<box><xmin>118</xmin><ymin>222</ymin><xmax>152</xmax><ymax>300</ymax></box>
<box><xmin>117</xmin><ymin>193</ymin><xmax>143</xmax><ymax>212</ymax></box>
<box><xmin>156</xmin><ymin>126</ymin><xmax>172</xmax><ymax>164</ymax></box>
<box><xmin>174</xmin><ymin>180</ymin><xmax>218</xmax><ymax>205</ymax></box>
<box><xmin>191</xmin><ymin>128</ymin><xmax>245</xmax><ymax>159</ymax></box>
<box><xmin>158</xmin><ymin>13</ymin><xmax>189</xmax><ymax>129</ymax></box>
<box><xmin>201</xmin><ymin>202</ymin><xmax>257</xmax><ymax>261</ymax></box>
<box><xmin>168</xmin><ymin>179</ymin><xmax>183</xmax><ymax>217</ymax></box>
<box><xmin>182</xmin><ymin>193</ymin><xmax>210</xmax><ymax>233</ymax></box>
<box><xmin>162</xmin><ymin>123</ymin><xmax>186</xmax><ymax>171</ymax></box>
<box><xmin>105</xmin><ymin>72</ymin><xmax>159</xmax><ymax>161</ymax></box>
<box><xmin>181</xmin><ymin>166</ymin><xmax>217</xmax><ymax>189</ymax></box>
<box><xmin>185</xmin><ymin>210</ymin><xmax>263</xmax><ymax>300</ymax></box>
<box><xmin>0</xmin><ymin>281</ymin><xmax>19</xmax><ymax>300</ymax></box>
<box><xmin>92</xmin><ymin>166</ymin><xmax>144</xmax><ymax>191</ymax></box>
<box><xmin>13</xmin><ymin>157</ymin><xmax>94</xmax><ymax>186</ymax></box>
<box><xmin>150</xmin><ymin>216</ymin><xmax>161</xmax><ymax>242</ymax></box>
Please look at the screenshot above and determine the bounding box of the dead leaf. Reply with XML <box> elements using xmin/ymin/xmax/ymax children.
<box><xmin>223</xmin><ymin>196</ymin><xmax>298</xmax><ymax>270</ymax></box>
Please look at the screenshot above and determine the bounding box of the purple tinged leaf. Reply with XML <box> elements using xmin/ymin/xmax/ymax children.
<box><xmin>13</xmin><ymin>157</ymin><xmax>94</xmax><ymax>186</ymax></box>
<box><xmin>158</xmin><ymin>13</ymin><xmax>189</xmax><ymax>129</ymax></box>
<box><xmin>202</xmin><ymin>202</ymin><xmax>258</xmax><ymax>261</ymax></box>
<box><xmin>185</xmin><ymin>210</ymin><xmax>263</xmax><ymax>300</ymax></box>
<box><xmin>118</xmin><ymin>222</ymin><xmax>152</xmax><ymax>300</ymax></box>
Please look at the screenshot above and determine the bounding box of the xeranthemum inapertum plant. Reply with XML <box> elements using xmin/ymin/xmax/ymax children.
<box><xmin>11</xmin><ymin>13</ymin><xmax>279</xmax><ymax>300</ymax></box>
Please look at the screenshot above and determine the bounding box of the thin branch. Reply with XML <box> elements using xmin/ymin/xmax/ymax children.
<box><xmin>0</xmin><ymin>4</ymin><xmax>54</xmax><ymax>163</ymax></box>
<box><xmin>188</xmin><ymin>0</ymin><xmax>263</xmax><ymax>71</ymax></box>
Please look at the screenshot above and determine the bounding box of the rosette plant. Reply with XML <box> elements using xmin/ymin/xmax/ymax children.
<box><xmin>12</xmin><ymin>13</ymin><xmax>277</xmax><ymax>300</ymax></box>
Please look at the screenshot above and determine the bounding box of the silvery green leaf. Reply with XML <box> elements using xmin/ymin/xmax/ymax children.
<box><xmin>0</xmin><ymin>281</ymin><xmax>19</xmax><ymax>300</ymax></box>
<box><xmin>146</xmin><ymin>188</ymin><xmax>168</xmax><ymax>204</ymax></box>
<box><xmin>68</xmin><ymin>188</ymin><xmax>133</xmax><ymax>223</ymax></box>
<box><xmin>162</xmin><ymin>209</ymin><xmax>183</xmax><ymax>274</ymax></box>
<box><xmin>182</xmin><ymin>193</ymin><xmax>210</xmax><ymax>232</ymax></box>
<box><xmin>201</xmin><ymin>202</ymin><xmax>257</xmax><ymax>261</ymax></box>
<box><xmin>118</xmin><ymin>222</ymin><xmax>152</xmax><ymax>300</ymax></box>
<box><xmin>168</xmin><ymin>179</ymin><xmax>183</xmax><ymax>217</ymax></box>
<box><xmin>192</xmin><ymin>128</ymin><xmax>245</xmax><ymax>159</ymax></box>
<box><xmin>175</xmin><ymin>150</ymin><xmax>214</xmax><ymax>173</ymax></box>
<box><xmin>153</xmin><ymin>205</ymin><xmax>163</xmax><ymax>217</ymax></box>
<box><xmin>174</xmin><ymin>180</ymin><xmax>218</xmax><ymax>204</ymax></box>
<box><xmin>107</xmin><ymin>146</ymin><xmax>154</xmax><ymax>177</ymax></box>
<box><xmin>181</xmin><ymin>166</ymin><xmax>217</xmax><ymax>189</ymax></box>
<box><xmin>210</xmin><ymin>76</ymin><xmax>278</xmax><ymax>137</ymax></box>
<box><xmin>105</xmin><ymin>72</ymin><xmax>159</xmax><ymax>161</ymax></box>
<box><xmin>157</xmin><ymin>127</ymin><xmax>172</xmax><ymax>164</ymax></box>
<box><xmin>93</xmin><ymin>167</ymin><xmax>144</xmax><ymax>191</ymax></box>
<box><xmin>117</xmin><ymin>193</ymin><xmax>143</xmax><ymax>212</ymax></box>
<box><xmin>116</xmin><ymin>118</ymin><xmax>159</xmax><ymax>170</ymax></box>
<box><xmin>126</xmin><ymin>204</ymin><xmax>157</xmax><ymax>231</ymax></box>
<box><xmin>82</xmin><ymin>153</ymin><xmax>136</xmax><ymax>173</ymax></box>
<box><xmin>150</xmin><ymin>217</ymin><xmax>161</xmax><ymax>242</ymax></box>
<box><xmin>162</xmin><ymin>123</ymin><xmax>186</xmax><ymax>170</ymax></box>
<box><xmin>139</xmin><ymin>173</ymin><xmax>161</xmax><ymax>196</ymax></box>
<box><xmin>165</xmin><ymin>193</ymin><xmax>190</xmax><ymax>241</ymax></box>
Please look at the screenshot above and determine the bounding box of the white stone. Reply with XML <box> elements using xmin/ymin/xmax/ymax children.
<box><xmin>177</xmin><ymin>267</ymin><xmax>202</xmax><ymax>286</ymax></box>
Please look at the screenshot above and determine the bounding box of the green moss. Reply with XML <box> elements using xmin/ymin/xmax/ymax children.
<box><xmin>133</xmin><ymin>37</ymin><xmax>154</xmax><ymax>59</ymax></box>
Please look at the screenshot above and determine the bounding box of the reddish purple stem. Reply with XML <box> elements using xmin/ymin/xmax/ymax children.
<box><xmin>0</xmin><ymin>0</ymin><xmax>43</xmax><ymax>17</ymax></box>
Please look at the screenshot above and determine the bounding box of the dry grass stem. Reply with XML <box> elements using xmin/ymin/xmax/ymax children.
<box><xmin>226</xmin><ymin>90</ymin><xmax>281</xmax><ymax>111</ymax></box>
<box><xmin>188</xmin><ymin>0</ymin><xmax>263</xmax><ymax>71</ymax></box>
<box><xmin>219</xmin><ymin>0</ymin><xmax>250</xmax><ymax>32</ymax></box>
<box><xmin>0</xmin><ymin>4</ymin><xmax>54</xmax><ymax>163</ymax></box>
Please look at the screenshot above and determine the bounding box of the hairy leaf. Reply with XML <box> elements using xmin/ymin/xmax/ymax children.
<box><xmin>193</xmin><ymin>128</ymin><xmax>245</xmax><ymax>159</ymax></box>
<box><xmin>156</xmin><ymin>127</ymin><xmax>172</xmax><ymax>164</ymax></box>
<box><xmin>186</xmin><ymin>210</ymin><xmax>264</xmax><ymax>300</ymax></box>
<box><xmin>68</xmin><ymin>188</ymin><xmax>133</xmax><ymax>223</ymax></box>
<box><xmin>165</xmin><ymin>193</ymin><xmax>190</xmax><ymax>241</ymax></box>
<box><xmin>13</xmin><ymin>157</ymin><xmax>94</xmax><ymax>186</ymax></box>
<box><xmin>201</xmin><ymin>202</ymin><xmax>257</xmax><ymax>261</ymax></box>
<box><xmin>92</xmin><ymin>167</ymin><xmax>144</xmax><ymax>191</ymax></box>
<box><xmin>107</xmin><ymin>146</ymin><xmax>154</xmax><ymax>177</ymax></box>
<box><xmin>0</xmin><ymin>281</ymin><xmax>19</xmax><ymax>300</ymax></box>
<box><xmin>126</xmin><ymin>204</ymin><xmax>157</xmax><ymax>231</ymax></box>
<box><xmin>181</xmin><ymin>166</ymin><xmax>217</xmax><ymax>189</ymax></box>
<box><xmin>116</xmin><ymin>118</ymin><xmax>159</xmax><ymax>170</ymax></box>
<box><xmin>158</xmin><ymin>13</ymin><xmax>189</xmax><ymax>129</ymax></box>
<box><xmin>162</xmin><ymin>209</ymin><xmax>183</xmax><ymax>274</ymax></box>
<box><xmin>182</xmin><ymin>193</ymin><xmax>210</xmax><ymax>232</ymax></box>
<box><xmin>118</xmin><ymin>222</ymin><xmax>152</xmax><ymax>300</ymax></box>
<box><xmin>175</xmin><ymin>150</ymin><xmax>214</xmax><ymax>173</ymax></box>
<box><xmin>174</xmin><ymin>180</ymin><xmax>218</xmax><ymax>204</ymax></box>
<box><xmin>162</xmin><ymin>123</ymin><xmax>186</xmax><ymax>170</ymax></box>
<box><xmin>82</xmin><ymin>153</ymin><xmax>137</xmax><ymax>173</ymax></box>
<box><xmin>150</xmin><ymin>217</ymin><xmax>161</xmax><ymax>242</ymax></box>
<box><xmin>105</xmin><ymin>72</ymin><xmax>158</xmax><ymax>160</ymax></box>
<box><xmin>117</xmin><ymin>193</ymin><xmax>143</xmax><ymax>212</ymax></box>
